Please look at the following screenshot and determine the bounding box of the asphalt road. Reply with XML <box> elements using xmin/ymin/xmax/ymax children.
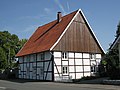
<box><xmin>0</xmin><ymin>80</ymin><xmax>119</xmax><ymax>90</ymax></box>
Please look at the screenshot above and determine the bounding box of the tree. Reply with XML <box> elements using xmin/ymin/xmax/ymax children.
<box><xmin>116</xmin><ymin>21</ymin><xmax>120</xmax><ymax>37</ymax></box>
<box><xmin>0</xmin><ymin>47</ymin><xmax>7</xmax><ymax>69</ymax></box>
<box><xmin>100</xmin><ymin>21</ymin><xmax>120</xmax><ymax>79</ymax></box>
<box><xmin>17</xmin><ymin>39</ymin><xmax>27</xmax><ymax>53</ymax></box>
<box><xmin>0</xmin><ymin>31</ymin><xmax>27</xmax><ymax>69</ymax></box>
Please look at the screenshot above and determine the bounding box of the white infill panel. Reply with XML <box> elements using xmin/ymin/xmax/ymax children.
<box><xmin>96</xmin><ymin>59</ymin><xmax>101</xmax><ymax>65</ymax></box>
<box><xmin>26</xmin><ymin>63</ymin><xmax>29</xmax><ymax>79</ymax></box>
<box><xmin>54</xmin><ymin>52</ymin><xmax>61</xmax><ymax>57</ymax></box>
<box><xmin>91</xmin><ymin>61</ymin><xmax>96</xmax><ymax>65</ymax></box>
<box><xmin>45</xmin><ymin>73</ymin><xmax>52</xmax><ymax>80</ymax></box>
<box><xmin>75</xmin><ymin>59</ymin><xmax>82</xmax><ymax>65</ymax></box>
<box><xmin>96</xmin><ymin>54</ymin><xmax>101</xmax><ymax>58</ymax></box>
<box><xmin>69</xmin><ymin>59</ymin><xmax>74</xmax><ymax>65</ymax></box>
<box><xmin>21</xmin><ymin>64</ymin><xmax>24</xmax><ymax>71</ymax></box>
<box><xmin>54</xmin><ymin>58</ymin><xmax>61</xmax><ymax>65</ymax></box>
<box><xmin>84</xmin><ymin>72</ymin><xmax>90</xmax><ymax>77</ymax></box>
<box><xmin>37</xmin><ymin>62</ymin><xmax>43</xmax><ymax>67</ymax></box>
<box><xmin>54</xmin><ymin>74</ymin><xmax>62</xmax><ymax>81</ymax></box>
<box><xmin>62</xmin><ymin>61</ymin><xmax>68</xmax><ymax>65</ymax></box>
<box><xmin>75</xmin><ymin>53</ymin><xmax>82</xmax><ymax>58</ymax></box>
<box><xmin>83</xmin><ymin>59</ymin><xmax>90</xmax><ymax>65</ymax></box>
<box><xmin>21</xmin><ymin>72</ymin><xmax>23</xmax><ymax>78</ymax></box>
<box><xmin>37</xmin><ymin>75</ymin><xmax>39</xmax><ymax>80</ymax></box>
<box><xmin>30</xmin><ymin>72</ymin><xmax>32</xmax><ymax>79</ymax></box>
<box><xmin>69</xmin><ymin>66</ymin><xmax>74</xmax><ymax>72</ymax></box>
<box><xmin>83</xmin><ymin>53</ymin><xmax>89</xmax><ymax>58</ymax></box>
<box><xmin>44</xmin><ymin>61</ymin><xmax>52</xmax><ymax>71</ymax></box>
<box><xmin>69</xmin><ymin>53</ymin><xmax>74</xmax><ymax>58</ymax></box>
<box><xmin>30</xmin><ymin>55</ymin><xmax>34</xmax><ymax>62</ymax></box>
<box><xmin>24</xmin><ymin>64</ymin><xmax>26</xmax><ymax>71</ymax></box>
<box><xmin>54</xmin><ymin>66</ymin><xmax>57</xmax><ymax>74</ymax></box>
<box><xmin>84</xmin><ymin>66</ymin><xmax>90</xmax><ymax>72</ymax></box>
<box><xmin>45</xmin><ymin>52</ymin><xmax>51</xmax><ymax>60</ymax></box>
<box><xmin>69</xmin><ymin>73</ymin><xmax>75</xmax><ymax>79</ymax></box>
<box><xmin>19</xmin><ymin>57</ymin><xmax>23</xmax><ymax>63</ymax></box>
<box><xmin>76</xmin><ymin>73</ymin><xmax>83</xmax><ymax>79</ymax></box>
<box><xmin>54</xmin><ymin>65</ymin><xmax>61</xmax><ymax>74</ymax></box>
<box><xmin>44</xmin><ymin>62</ymin><xmax>49</xmax><ymax>71</ymax></box>
<box><xmin>30</xmin><ymin>63</ymin><xmax>32</xmax><ymax>71</ymax></box>
<box><xmin>76</xmin><ymin>66</ymin><xmax>83</xmax><ymax>72</ymax></box>
<box><xmin>24</xmin><ymin>56</ymin><xmax>27</xmax><ymax>62</ymax></box>
<box><xmin>37</xmin><ymin>53</ymin><xmax>41</xmax><ymax>61</ymax></box>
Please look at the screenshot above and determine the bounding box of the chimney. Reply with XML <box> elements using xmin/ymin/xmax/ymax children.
<box><xmin>57</xmin><ymin>12</ymin><xmax>62</xmax><ymax>22</ymax></box>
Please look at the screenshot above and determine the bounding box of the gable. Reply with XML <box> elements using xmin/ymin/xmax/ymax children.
<box><xmin>52</xmin><ymin>12</ymin><xmax>104</xmax><ymax>54</ymax></box>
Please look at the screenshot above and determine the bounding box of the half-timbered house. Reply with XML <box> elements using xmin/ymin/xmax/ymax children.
<box><xmin>16</xmin><ymin>9</ymin><xmax>105</xmax><ymax>81</ymax></box>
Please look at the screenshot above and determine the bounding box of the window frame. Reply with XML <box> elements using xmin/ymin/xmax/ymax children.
<box><xmin>62</xmin><ymin>52</ymin><xmax>68</xmax><ymax>60</ymax></box>
<box><xmin>90</xmin><ymin>54</ymin><xmax>96</xmax><ymax>59</ymax></box>
<box><xmin>91</xmin><ymin>65</ymin><xmax>96</xmax><ymax>72</ymax></box>
<box><xmin>62</xmin><ymin>66</ymin><xmax>68</xmax><ymax>74</ymax></box>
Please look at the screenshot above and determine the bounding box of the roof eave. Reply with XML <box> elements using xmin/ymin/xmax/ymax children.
<box><xmin>110</xmin><ymin>35</ymin><xmax>120</xmax><ymax>49</ymax></box>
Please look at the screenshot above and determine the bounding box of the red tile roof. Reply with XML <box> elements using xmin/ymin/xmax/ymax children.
<box><xmin>16</xmin><ymin>10</ymin><xmax>78</xmax><ymax>57</ymax></box>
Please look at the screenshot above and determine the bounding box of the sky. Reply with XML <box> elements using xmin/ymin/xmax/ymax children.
<box><xmin>0</xmin><ymin>0</ymin><xmax>120</xmax><ymax>52</ymax></box>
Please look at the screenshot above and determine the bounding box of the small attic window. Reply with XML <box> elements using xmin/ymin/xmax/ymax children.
<box><xmin>62</xmin><ymin>52</ymin><xmax>68</xmax><ymax>59</ymax></box>
<box><xmin>90</xmin><ymin>54</ymin><xmax>96</xmax><ymax>59</ymax></box>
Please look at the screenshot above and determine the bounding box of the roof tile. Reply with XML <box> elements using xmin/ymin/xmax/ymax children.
<box><xmin>16</xmin><ymin>10</ymin><xmax>78</xmax><ymax>57</ymax></box>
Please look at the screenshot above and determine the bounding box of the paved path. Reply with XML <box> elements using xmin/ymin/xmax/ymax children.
<box><xmin>0</xmin><ymin>80</ymin><xmax>119</xmax><ymax>90</ymax></box>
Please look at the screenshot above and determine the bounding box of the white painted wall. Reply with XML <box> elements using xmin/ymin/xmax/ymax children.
<box><xmin>76</xmin><ymin>66</ymin><xmax>83</xmax><ymax>72</ymax></box>
<box><xmin>83</xmin><ymin>59</ymin><xmax>90</xmax><ymax>65</ymax></box>
<box><xmin>54</xmin><ymin>52</ymin><xmax>102</xmax><ymax>81</ymax></box>
<box><xmin>69</xmin><ymin>52</ymin><xmax>74</xmax><ymax>58</ymax></box>
<box><xmin>83</xmin><ymin>53</ymin><xmax>89</xmax><ymax>58</ymax></box>
<box><xmin>84</xmin><ymin>66</ymin><xmax>90</xmax><ymax>71</ymax></box>
<box><xmin>96</xmin><ymin>54</ymin><xmax>101</xmax><ymax>58</ymax></box>
<box><xmin>75</xmin><ymin>59</ymin><xmax>82</xmax><ymax>65</ymax></box>
<box><xmin>54</xmin><ymin>52</ymin><xmax>61</xmax><ymax>57</ymax></box>
<box><xmin>18</xmin><ymin>51</ymin><xmax>102</xmax><ymax>81</ymax></box>
<box><xmin>69</xmin><ymin>59</ymin><xmax>74</xmax><ymax>65</ymax></box>
<box><xmin>18</xmin><ymin>51</ymin><xmax>53</xmax><ymax>80</ymax></box>
<box><xmin>54</xmin><ymin>58</ymin><xmax>61</xmax><ymax>65</ymax></box>
<box><xmin>69</xmin><ymin>66</ymin><xmax>74</xmax><ymax>72</ymax></box>
<box><xmin>75</xmin><ymin>53</ymin><xmax>82</xmax><ymax>58</ymax></box>
<box><xmin>76</xmin><ymin>73</ymin><xmax>83</xmax><ymax>79</ymax></box>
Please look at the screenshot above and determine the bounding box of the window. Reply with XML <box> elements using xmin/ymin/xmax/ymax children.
<box><xmin>62</xmin><ymin>52</ymin><xmax>68</xmax><ymax>59</ymax></box>
<box><xmin>91</xmin><ymin>65</ymin><xmax>96</xmax><ymax>72</ymax></box>
<box><xmin>90</xmin><ymin>54</ymin><xmax>95</xmax><ymax>59</ymax></box>
<box><xmin>62</xmin><ymin>66</ymin><xmax>68</xmax><ymax>74</ymax></box>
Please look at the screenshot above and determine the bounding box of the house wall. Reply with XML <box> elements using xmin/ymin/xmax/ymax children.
<box><xmin>18</xmin><ymin>51</ymin><xmax>53</xmax><ymax>81</ymax></box>
<box><xmin>53</xmin><ymin>51</ymin><xmax>101</xmax><ymax>81</ymax></box>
